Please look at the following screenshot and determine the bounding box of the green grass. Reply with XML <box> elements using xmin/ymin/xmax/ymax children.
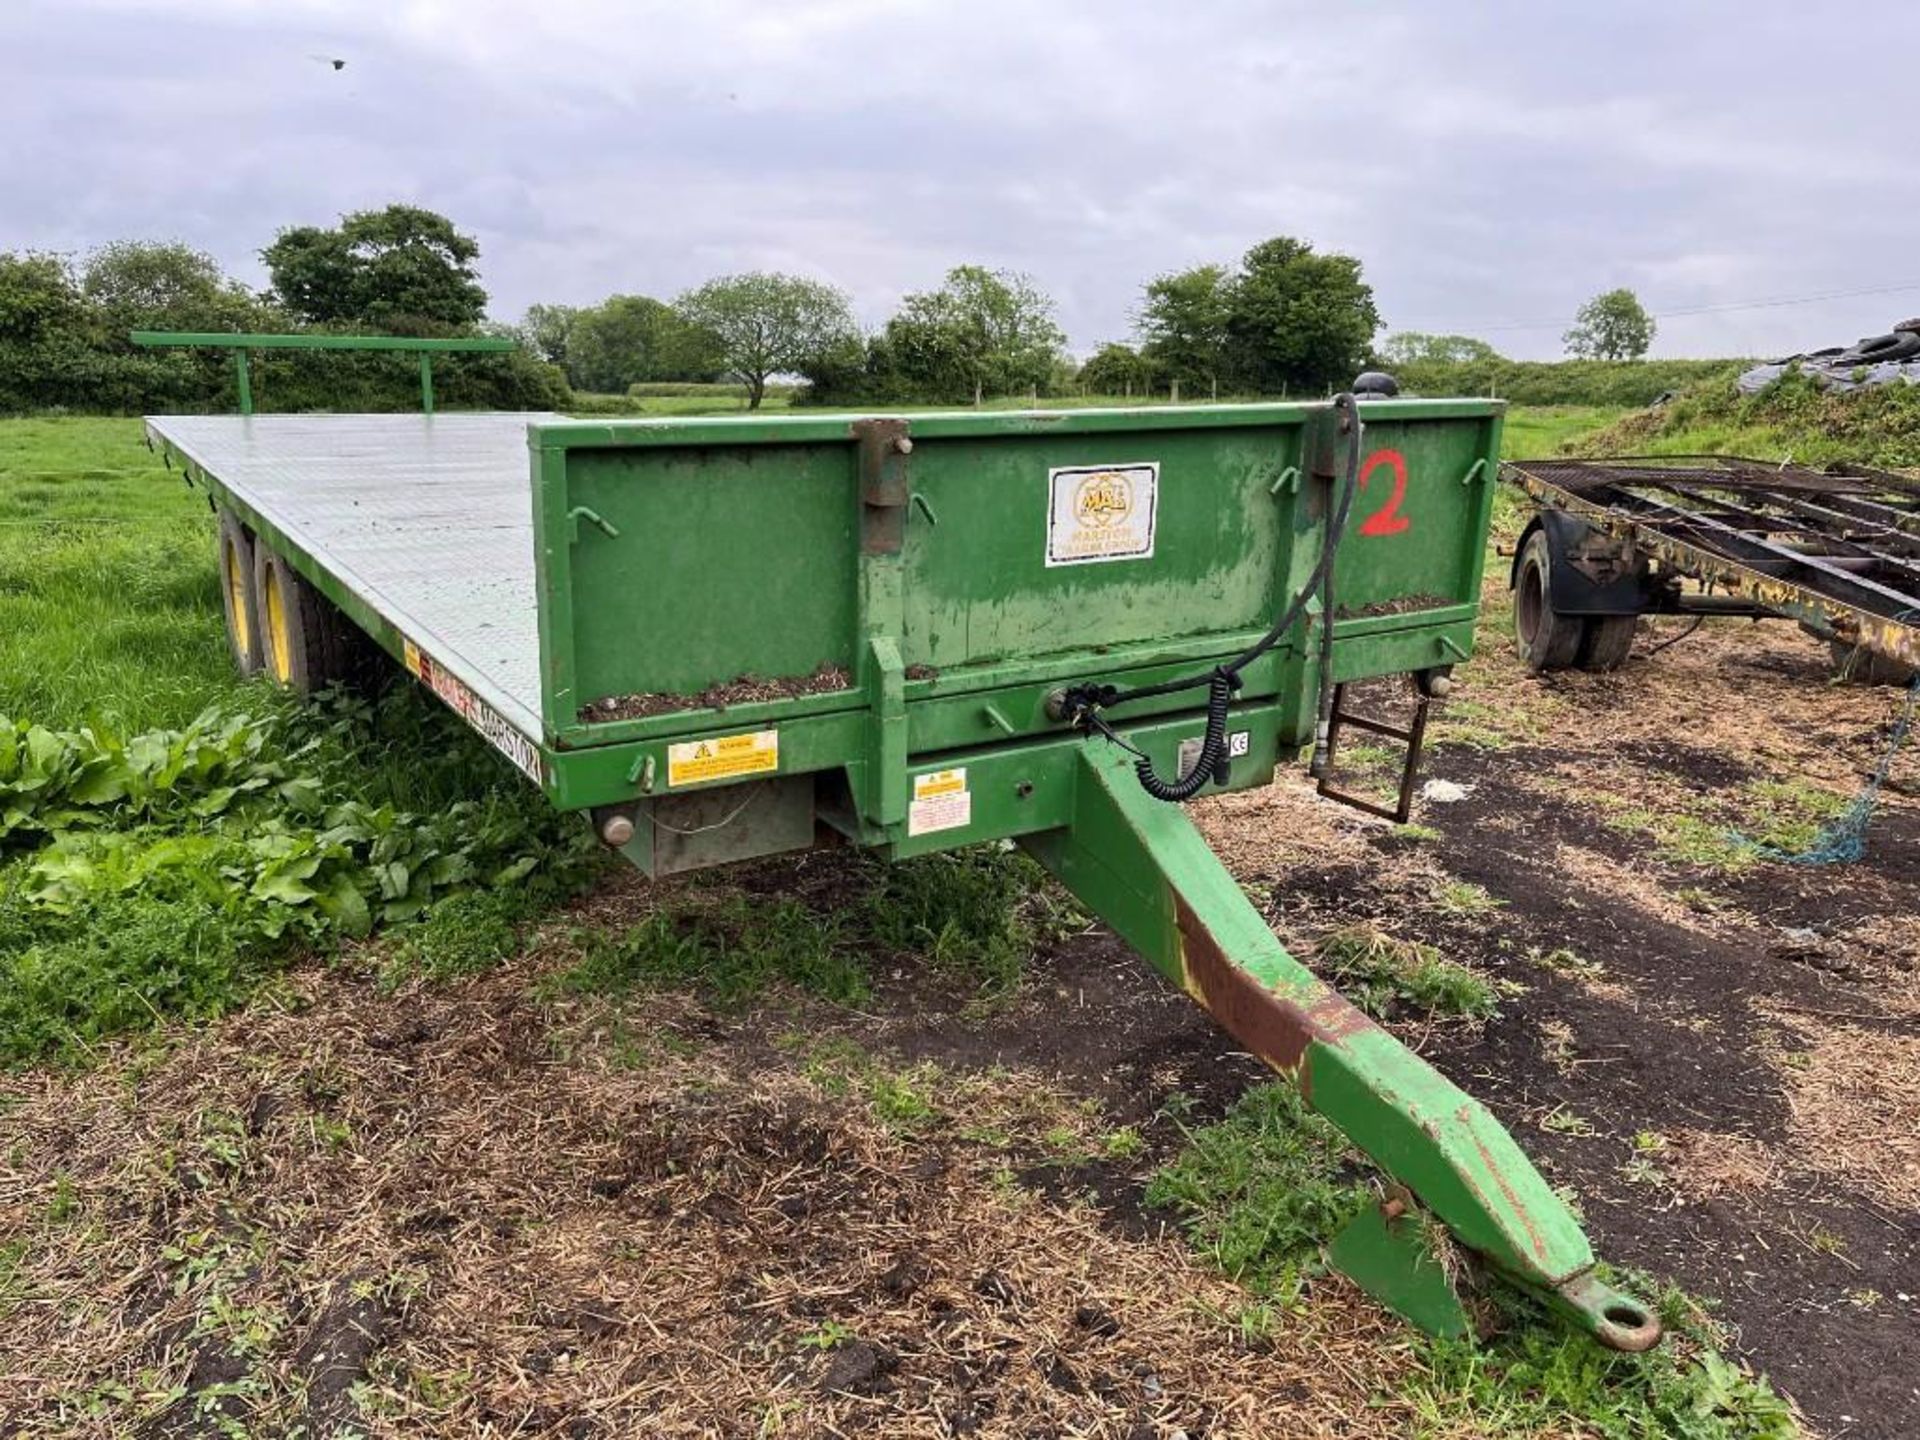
<box><xmin>0</xmin><ymin>417</ymin><xmax>604</xmax><ymax>1066</ymax></box>
<box><xmin>1146</xmin><ymin>1085</ymin><xmax>1366</xmax><ymax>1302</ymax></box>
<box><xmin>1150</xmin><ymin>1083</ymin><xmax>1797</xmax><ymax>1438</ymax></box>
<box><xmin>546</xmin><ymin>844</ymin><xmax>1066</xmax><ymax>1011</ymax></box>
<box><xmin>858</xmin><ymin>846</ymin><xmax>1071</xmax><ymax>999</ymax></box>
<box><xmin>565</xmin><ymin>390</ymin><xmax>798</xmax><ymax>417</ymax></box>
<box><xmin>1314</xmin><ymin>924</ymin><xmax>1499</xmax><ymax>1021</ymax></box>
<box><xmin>1585</xmin><ymin>775</ymin><xmax>1853</xmax><ymax>871</ymax></box>
<box><xmin>550</xmin><ymin>894</ymin><xmax>871</xmax><ymax>1008</ymax></box>
<box><xmin>0</xmin><ymin>417</ymin><xmax>235</xmax><ymax>732</ymax></box>
<box><xmin>1500</xmin><ymin>406</ymin><xmax>1629</xmax><ymax>461</ymax></box>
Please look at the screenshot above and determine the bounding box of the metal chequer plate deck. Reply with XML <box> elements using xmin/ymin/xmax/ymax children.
<box><xmin>145</xmin><ymin>412</ymin><xmax>554</xmax><ymax>740</ymax></box>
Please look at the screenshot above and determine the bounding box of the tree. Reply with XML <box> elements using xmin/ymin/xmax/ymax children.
<box><xmin>515</xmin><ymin>303</ymin><xmax>580</xmax><ymax>369</ymax></box>
<box><xmin>880</xmin><ymin>265</ymin><xmax>1065</xmax><ymax>403</ymax></box>
<box><xmin>261</xmin><ymin>205</ymin><xmax>487</xmax><ymax>332</ymax></box>
<box><xmin>0</xmin><ymin>252</ymin><xmax>87</xmax><ymax>344</ymax></box>
<box><xmin>567</xmin><ymin>294</ymin><xmax>718</xmax><ymax>393</ymax></box>
<box><xmin>1378</xmin><ymin>332</ymin><xmax>1501</xmax><ymax>367</ymax></box>
<box><xmin>1563</xmin><ymin>289</ymin><xmax>1655</xmax><ymax>360</ymax></box>
<box><xmin>82</xmin><ymin>241</ymin><xmax>266</xmax><ymax>335</ymax></box>
<box><xmin>1137</xmin><ymin>264</ymin><xmax>1231</xmax><ymax>395</ymax></box>
<box><xmin>1221</xmin><ymin>237</ymin><xmax>1379</xmax><ymax>395</ymax></box>
<box><xmin>1078</xmin><ymin>342</ymin><xmax>1156</xmax><ymax>396</ymax></box>
<box><xmin>674</xmin><ymin>272</ymin><xmax>859</xmax><ymax>409</ymax></box>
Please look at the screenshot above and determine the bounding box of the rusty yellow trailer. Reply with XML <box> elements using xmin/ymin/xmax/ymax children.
<box><xmin>1506</xmin><ymin>456</ymin><xmax>1920</xmax><ymax>680</ymax></box>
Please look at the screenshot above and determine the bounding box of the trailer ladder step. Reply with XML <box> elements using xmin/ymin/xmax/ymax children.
<box><xmin>1316</xmin><ymin>682</ymin><xmax>1432</xmax><ymax>824</ymax></box>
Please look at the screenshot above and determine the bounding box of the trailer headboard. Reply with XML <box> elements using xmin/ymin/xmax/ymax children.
<box><xmin>528</xmin><ymin>401</ymin><xmax>1502</xmax><ymax>748</ymax></box>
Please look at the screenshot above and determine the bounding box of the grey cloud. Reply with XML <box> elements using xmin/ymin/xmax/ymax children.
<box><xmin>5</xmin><ymin>0</ymin><xmax>1917</xmax><ymax>360</ymax></box>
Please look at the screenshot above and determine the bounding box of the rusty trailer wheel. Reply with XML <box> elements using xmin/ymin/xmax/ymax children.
<box><xmin>1829</xmin><ymin>639</ymin><xmax>1918</xmax><ymax>687</ymax></box>
<box><xmin>1513</xmin><ymin>528</ymin><xmax>1583</xmax><ymax>672</ymax></box>
<box><xmin>1576</xmin><ymin>614</ymin><xmax>1640</xmax><ymax>672</ymax></box>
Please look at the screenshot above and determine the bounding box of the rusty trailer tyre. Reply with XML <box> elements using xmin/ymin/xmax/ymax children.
<box><xmin>1514</xmin><ymin>528</ymin><xmax>1583</xmax><ymax>672</ymax></box>
<box><xmin>216</xmin><ymin>512</ymin><xmax>263</xmax><ymax>676</ymax></box>
<box><xmin>1576</xmin><ymin>614</ymin><xmax>1640</xmax><ymax>672</ymax></box>
<box><xmin>1829</xmin><ymin>639</ymin><xmax>1918</xmax><ymax>687</ymax></box>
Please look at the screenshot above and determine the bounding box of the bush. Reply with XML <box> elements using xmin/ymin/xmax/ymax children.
<box><xmin>1392</xmin><ymin>358</ymin><xmax>1747</xmax><ymax>408</ymax></box>
<box><xmin>625</xmin><ymin>381</ymin><xmax>794</xmax><ymax>399</ymax></box>
<box><xmin>1583</xmin><ymin>369</ymin><xmax>1920</xmax><ymax>468</ymax></box>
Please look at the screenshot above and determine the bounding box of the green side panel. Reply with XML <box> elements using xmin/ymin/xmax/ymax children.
<box><xmin>1330</xmin><ymin>415</ymin><xmax>1501</xmax><ymax>616</ymax></box>
<box><xmin>558</xmin><ymin>443</ymin><xmax>861</xmax><ymax>710</ymax></box>
<box><xmin>896</xmin><ymin>426</ymin><xmax>1302</xmax><ymax>669</ymax></box>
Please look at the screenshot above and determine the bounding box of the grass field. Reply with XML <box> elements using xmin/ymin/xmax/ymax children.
<box><xmin>0</xmin><ymin>405</ymin><xmax>1843</xmax><ymax>1438</ymax></box>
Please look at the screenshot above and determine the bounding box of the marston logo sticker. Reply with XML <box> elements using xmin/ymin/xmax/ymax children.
<box><xmin>1047</xmin><ymin>462</ymin><xmax>1158</xmax><ymax>565</ymax></box>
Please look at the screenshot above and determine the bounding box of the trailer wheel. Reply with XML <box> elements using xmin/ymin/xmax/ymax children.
<box><xmin>1513</xmin><ymin>529</ymin><xmax>1583</xmax><ymax>671</ymax></box>
<box><xmin>1829</xmin><ymin>640</ymin><xmax>1918</xmax><ymax>687</ymax></box>
<box><xmin>253</xmin><ymin>545</ymin><xmax>374</xmax><ymax>697</ymax></box>
<box><xmin>216</xmin><ymin>513</ymin><xmax>262</xmax><ymax>676</ymax></box>
<box><xmin>1576</xmin><ymin>615</ymin><xmax>1640</xmax><ymax>672</ymax></box>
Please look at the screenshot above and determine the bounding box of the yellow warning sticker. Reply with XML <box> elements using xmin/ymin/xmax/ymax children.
<box><xmin>914</xmin><ymin>769</ymin><xmax>967</xmax><ymax>799</ymax></box>
<box><xmin>667</xmin><ymin>729</ymin><xmax>779</xmax><ymax>787</ymax></box>
<box><xmin>908</xmin><ymin>766</ymin><xmax>971</xmax><ymax>837</ymax></box>
<box><xmin>402</xmin><ymin>639</ymin><xmax>424</xmax><ymax>677</ymax></box>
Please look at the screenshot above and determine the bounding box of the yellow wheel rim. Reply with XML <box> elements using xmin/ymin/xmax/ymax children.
<box><xmin>262</xmin><ymin>564</ymin><xmax>293</xmax><ymax>683</ymax></box>
<box><xmin>225</xmin><ymin>537</ymin><xmax>253</xmax><ymax>660</ymax></box>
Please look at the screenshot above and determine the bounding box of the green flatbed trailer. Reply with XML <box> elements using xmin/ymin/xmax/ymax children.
<box><xmin>145</xmin><ymin>397</ymin><xmax>1661</xmax><ymax>1351</ymax></box>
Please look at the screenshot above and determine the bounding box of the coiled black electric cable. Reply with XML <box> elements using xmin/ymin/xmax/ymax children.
<box><xmin>1061</xmin><ymin>392</ymin><xmax>1367</xmax><ymax>800</ymax></box>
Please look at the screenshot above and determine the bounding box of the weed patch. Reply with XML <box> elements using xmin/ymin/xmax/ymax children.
<box><xmin>0</xmin><ymin>695</ymin><xmax>602</xmax><ymax>1067</ymax></box>
<box><xmin>1315</xmin><ymin>925</ymin><xmax>1499</xmax><ymax>1021</ymax></box>
<box><xmin>552</xmin><ymin>895</ymin><xmax>869</xmax><ymax>1007</ymax></box>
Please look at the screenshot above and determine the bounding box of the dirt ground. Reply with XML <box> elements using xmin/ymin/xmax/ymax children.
<box><xmin>3</xmin><ymin>605</ymin><xmax>1917</xmax><ymax>1438</ymax></box>
<box><xmin>1239</xmin><ymin>614</ymin><xmax>1920</xmax><ymax>1439</ymax></box>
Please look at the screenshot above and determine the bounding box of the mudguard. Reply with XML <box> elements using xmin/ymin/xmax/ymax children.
<box><xmin>1512</xmin><ymin>510</ymin><xmax>1654</xmax><ymax>617</ymax></box>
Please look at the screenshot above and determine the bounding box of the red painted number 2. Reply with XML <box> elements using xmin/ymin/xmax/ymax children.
<box><xmin>1357</xmin><ymin>448</ymin><xmax>1411</xmax><ymax>537</ymax></box>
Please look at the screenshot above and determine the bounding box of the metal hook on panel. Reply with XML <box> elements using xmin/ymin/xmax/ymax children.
<box><xmin>567</xmin><ymin>506</ymin><xmax>620</xmax><ymax>541</ymax></box>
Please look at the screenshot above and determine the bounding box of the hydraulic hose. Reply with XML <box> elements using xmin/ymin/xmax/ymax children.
<box><xmin>1065</xmin><ymin>392</ymin><xmax>1366</xmax><ymax>801</ymax></box>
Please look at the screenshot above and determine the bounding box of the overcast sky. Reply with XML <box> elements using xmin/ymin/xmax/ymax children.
<box><xmin>5</xmin><ymin>1</ymin><xmax>1917</xmax><ymax>362</ymax></box>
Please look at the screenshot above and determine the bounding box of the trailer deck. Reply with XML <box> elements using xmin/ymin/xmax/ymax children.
<box><xmin>147</xmin><ymin>413</ymin><xmax>555</xmax><ymax>738</ymax></box>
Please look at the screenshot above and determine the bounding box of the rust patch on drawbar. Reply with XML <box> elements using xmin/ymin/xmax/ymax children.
<box><xmin>1469</xmin><ymin>1129</ymin><xmax>1556</xmax><ymax>1274</ymax></box>
<box><xmin>1173</xmin><ymin>894</ymin><xmax>1374</xmax><ymax>1074</ymax></box>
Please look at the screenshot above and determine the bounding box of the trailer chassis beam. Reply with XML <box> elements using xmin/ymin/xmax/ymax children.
<box><xmin>1022</xmin><ymin>743</ymin><xmax>1661</xmax><ymax>1351</ymax></box>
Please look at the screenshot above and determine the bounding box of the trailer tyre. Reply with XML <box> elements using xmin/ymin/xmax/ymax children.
<box><xmin>1513</xmin><ymin>529</ymin><xmax>1584</xmax><ymax>671</ymax></box>
<box><xmin>253</xmin><ymin>545</ymin><xmax>375</xmax><ymax>697</ymax></box>
<box><xmin>216</xmin><ymin>512</ymin><xmax>263</xmax><ymax>676</ymax></box>
<box><xmin>1576</xmin><ymin>615</ymin><xmax>1640</xmax><ymax>672</ymax></box>
<box><xmin>1829</xmin><ymin>640</ymin><xmax>1918</xmax><ymax>687</ymax></box>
